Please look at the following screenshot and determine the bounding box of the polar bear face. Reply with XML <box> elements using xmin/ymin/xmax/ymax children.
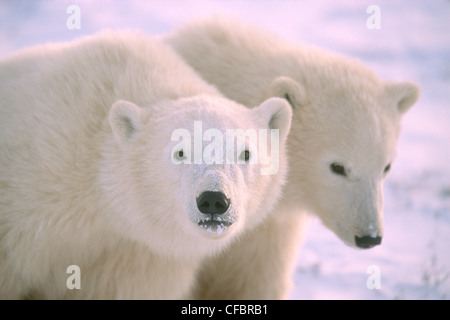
<box><xmin>270</xmin><ymin>76</ymin><xmax>419</xmax><ymax>249</ymax></box>
<box><xmin>103</xmin><ymin>95</ymin><xmax>291</xmax><ymax>258</ymax></box>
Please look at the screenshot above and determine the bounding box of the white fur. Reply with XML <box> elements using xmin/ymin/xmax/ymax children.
<box><xmin>0</xmin><ymin>30</ymin><xmax>292</xmax><ymax>299</ymax></box>
<box><xmin>165</xmin><ymin>16</ymin><xmax>420</xmax><ymax>299</ymax></box>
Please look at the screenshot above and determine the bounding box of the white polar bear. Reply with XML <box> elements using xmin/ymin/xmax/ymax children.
<box><xmin>165</xmin><ymin>16</ymin><xmax>420</xmax><ymax>299</ymax></box>
<box><xmin>0</xmin><ymin>31</ymin><xmax>292</xmax><ymax>299</ymax></box>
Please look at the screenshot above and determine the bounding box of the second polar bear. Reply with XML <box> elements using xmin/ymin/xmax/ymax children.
<box><xmin>0</xmin><ymin>31</ymin><xmax>292</xmax><ymax>299</ymax></box>
<box><xmin>166</xmin><ymin>16</ymin><xmax>420</xmax><ymax>299</ymax></box>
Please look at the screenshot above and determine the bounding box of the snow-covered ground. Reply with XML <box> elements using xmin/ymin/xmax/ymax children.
<box><xmin>1</xmin><ymin>0</ymin><xmax>449</xmax><ymax>300</ymax></box>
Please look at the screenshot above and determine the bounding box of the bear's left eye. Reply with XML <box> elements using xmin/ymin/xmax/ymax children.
<box><xmin>239</xmin><ymin>149</ymin><xmax>251</xmax><ymax>163</ymax></box>
<box><xmin>174</xmin><ymin>149</ymin><xmax>186</xmax><ymax>161</ymax></box>
<box><xmin>330</xmin><ymin>162</ymin><xmax>347</xmax><ymax>176</ymax></box>
<box><xmin>384</xmin><ymin>163</ymin><xmax>391</xmax><ymax>174</ymax></box>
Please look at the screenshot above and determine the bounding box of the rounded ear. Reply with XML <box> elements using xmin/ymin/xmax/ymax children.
<box><xmin>265</xmin><ymin>76</ymin><xmax>309</xmax><ymax>110</ymax></box>
<box><xmin>254</xmin><ymin>97</ymin><xmax>293</xmax><ymax>142</ymax></box>
<box><xmin>109</xmin><ymin>100</ymin><xmax>144</xmax><ymax>145</ymax></box>
<box><xmin>385</xmin><ymin>81</ymin><xmax>420</xmax><ymax>115</ymax></box>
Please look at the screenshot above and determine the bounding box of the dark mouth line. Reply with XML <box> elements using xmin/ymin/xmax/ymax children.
<box><xmin>197</xmin><ymin>219</ymin><xmax>232</xmax><ymax>227</ymax></box>
<box><xmin>197</xmin><ymin>217</ymin><xmax>233</xmax><ymax>235</ymax></box>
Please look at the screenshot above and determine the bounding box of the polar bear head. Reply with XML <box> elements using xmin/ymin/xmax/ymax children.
<box><xmin>268</xmin><ymin>72</ymin><xmax>419</xmax><ymax>249</ymax></box>
<box><xmin>102</xmin><ymin>95</ymin><xmax>291</xmax><ymax>258</ymax></box>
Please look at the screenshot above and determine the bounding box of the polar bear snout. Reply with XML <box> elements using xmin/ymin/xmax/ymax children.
<box><xmin>194</xmin><ymin>191</ymin><xmax>235</xmax><ymax>235</ymax></box>
<box><xmin>197</xmin><ymin>191</ymin><xmax>230</xmax><ymax>215</ymax></box>
<box><xmin>354</xmin><ymin>235</ymin><xmax>382</xmax><ymax>249</ymax></box>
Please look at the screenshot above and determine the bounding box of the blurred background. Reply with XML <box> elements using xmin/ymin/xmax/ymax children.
<box><xmin>1</xmin><ymin>0</ymin><xmax>449</xmax><ymax>299</ymax></box>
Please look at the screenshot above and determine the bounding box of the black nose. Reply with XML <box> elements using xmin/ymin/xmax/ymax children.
<box><xmin>355</xmin><ymin>235</ymin><xmax>382</xmax><ymax>249</ymax></box>
<box><xmin>197</xmin><ymin>191</ymin><xmax>230</xmax><ymax>215</ymax></box>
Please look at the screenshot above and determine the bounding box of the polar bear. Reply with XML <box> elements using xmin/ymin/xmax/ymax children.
<box><xmin>0</xmin><ymin>31</ymin><xmax>292</xmax><ymax>299</ymax></box>
<box><xmin>165</xmin><ymin>16</ymin><xmax>420</xmax><ymax>299</ymax></box>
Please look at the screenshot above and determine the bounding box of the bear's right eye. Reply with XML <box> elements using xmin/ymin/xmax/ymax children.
<box><xmin>174</xmin><ymin>149</ymin><xmax>186</xmax><ymax>161</ymax></box>
<box><xmin>330</xmin><ymin>163</ymin><xmax>347</xmax><ymax>177</ymax></box>
<box><xmin>238</xmin><ymin>149</ymin><xmax>251</xmax><ymax>163</ymax></box>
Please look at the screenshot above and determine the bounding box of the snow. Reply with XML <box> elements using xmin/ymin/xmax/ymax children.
<box><xmin>1</xmin><ymin>0</ymin><xmax>449</xmax><ymax>300</ymax></box>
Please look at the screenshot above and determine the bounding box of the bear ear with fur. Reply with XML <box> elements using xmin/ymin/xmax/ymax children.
<box><xmin>385</xmin><ymin>81</ymin><xmax>420</xmax><ymax>115</ymax></box>
<box><xmin>109</xmin><ymin>100</ymin><xmax>144</xmax><ymax>145</ymax></box>
<box><xmin>266</xmin><ymin>76</ymin><xmax>309</xmax><ymax>110</ymax></box>
<box><xmin>255</xmin><ymin>97</ymin><xmax>293</xmax><ymax>142</ymax></box>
